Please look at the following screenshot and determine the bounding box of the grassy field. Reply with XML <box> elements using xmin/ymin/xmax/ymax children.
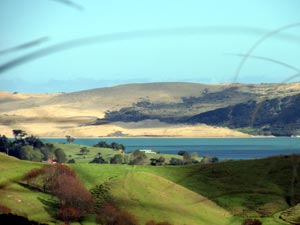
<box><xmin>1</xmin><ymin>149</ymin><xmax>299</xmax><ymax>225</ymax></box>
<box><xmin>71</xmin><ymin>160</ymin><xmax>293</xmax><ymax>225</ymax></box>
<box><xmin>0</xmin><ymin>153</ymin><xmax>57</xmax><ymax>224</ymax></box>
<box><xmin>69</xmin><ymin>163</ymin><xmax>238</xmax><ymax>225</ymax></box>
<box><xmin>53</xmin><ymin>143</ymin><xmax>198</xmax><ymax>165</ymax></box>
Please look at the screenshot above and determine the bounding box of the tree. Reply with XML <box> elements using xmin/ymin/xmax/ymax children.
<box><xmin>178</xmin><ymin>150</ymin><xmax>187</xmax><ymax>156</ymax></box>
<box><xmin>93</xmin><ymin>141</ymin><xmax>125</xmax><ymax>151</ymax></box>
<box><xmin>90</xmin><ymin>156</ymin><xmax>106</xmax><ymax>164</ymax></box>
<box><xmin>129</xmin><ymin>150</ymin><xmax>147</xmax><ymax>165</ymax></box>
<box><xmin>19</xmin><ymin>145</ymin><xmax>43</xmax><ymax>162</ymax></box>
<box><xmin>80</xmin><ymin>147</ymin><xmax>90</xmax><ymax>155</ymax></box>
<box><xmin>40</xmin><ymin>143</ymin><xmax>56</xmax><ymax>161</ymax></box>
<box><xmin>111</xmin><ymin>142</ymin><xmax>125</xmax><ymax>151</ymax></box>
<box><xmin>65</xmin><ymin>135</ymin><xmax>75</xmax><ymax>144</ymax></box>
<box><xmin>12</xmin><ymin>129</ymin><xmax>27</xmax><ymax>140</ymax></box>
<box><xmin>182</xmin><ymin>152</ymin><xmax>192</xmax><ymax>164</ymax></box>
<box><xmin>90</xmin><ymin>184</ymin><xmax>113</xmax><ymax>211</ymax></box>
<box><xmin>169</xmin><ymin>157</ymin><xmax>184</xmax><ymax>166</ymax></box>
<box><xmin>150</xmin><ymin>157</ymin><xmax>165</xmax><ymax>166</ymax></box>
<box><xmin>24</xmin><ymin>135</ymin><xmax>44</xmax><ymax>148</ymax></box>
<box><xmin>55</xmin><ymin>148</ymin><xmax>67</xmax><ymax>163</ymax></box>
<box><xmin>67</xmin><ymin>158</ymin><xmax>76</xmax><ymax>163</ymax></box>
<box><xmin>93</xmin><ymin>141</ymin><xmax>109</xmax><ymax>148</ymax></box>
<box><xmin>0</xmin><ymin>135</ymin><xmax>10</xmax><ymax>154</ymax></box>
<box><xmin>110</xmin><ymin>154</ymin><xmax>123</xmax><ymax>164</ymax></box>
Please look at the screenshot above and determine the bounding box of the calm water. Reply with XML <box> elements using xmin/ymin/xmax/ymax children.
<box><xmin>41</xmin><ymin>137</ymin><xmax>300</xmax><ymax>160</ymax></box>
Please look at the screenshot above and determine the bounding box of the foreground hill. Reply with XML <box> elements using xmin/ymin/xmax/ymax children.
<box><xmin>1</xmin><ymin>151</ymin><xmax>299</xmax><ymax>224</ymax></box>
<box><xmin>0</xmin><ymin>154</ymin><xmax>53</xmax><ymax>224</ymax></box>
<box><xmin>72</xmin><ymin>154</ymin><xmax>300</xmax><ymax>225</ymax></box>
<box><xmin>0</xmin><ymin>153</ymin><xmax>235</xmax><ymax>225</ymax></box>
<box><xmin>1</xmin><ymin>82</ymin><xmax>300</xmax><ymax>137</ymax></box>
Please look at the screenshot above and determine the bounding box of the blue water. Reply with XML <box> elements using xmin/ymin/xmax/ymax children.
<box><xmin>41</xmin><ymin>137</ymin><xmax>300</xmax><ymax>160</ymax></box>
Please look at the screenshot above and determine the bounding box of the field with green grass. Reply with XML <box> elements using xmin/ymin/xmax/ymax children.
<box><xmin>71</xmin><ymin>157</ymin><xmax>297</xmax><ymax>225</ymax></box>
<box><xmin>53</xmin><ymin>142</ymin><xmax>199</xmax><ymax>165</ymax></box>
<box><xmin>1</xmin><ymin>148</ymin><xmax>299</xmax><ymax>225</ymax></box>
<box><xmin>0</xmin><ymin>153</ymin><xmax>57</xmax><ymax>224</ymax></box>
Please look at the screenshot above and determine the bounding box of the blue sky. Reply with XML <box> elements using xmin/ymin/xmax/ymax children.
<box><xmin>1</xmin><ymin>0</ymin><xmax>300</xmax><ymax>93</ymax></box>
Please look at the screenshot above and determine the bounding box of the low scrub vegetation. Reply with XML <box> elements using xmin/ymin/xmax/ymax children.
<box><xmin>23</xmin><ymin>164</ymin><xmax>93</xmax><ymax>223</ymax></box>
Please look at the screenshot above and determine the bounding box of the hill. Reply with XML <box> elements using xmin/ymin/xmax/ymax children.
<box><xmin>1</xmin><ymin>82</ymin><xmax>300</xmax><ymax>137</ymax></box>
<box><xmin>0</xmin><ymin>153</ymin><xmax>235</xmax><ymax>225</ymax></box>
<box><xmin>0</xmin><ymin>153</ymin><xmax>56</xmax><ymax>224</ymax></box>
<box><xmin>1</xmin><ymin>151</ymin><xmax>299</xmax><ymax>224</ymax></box>
<box><xmin>185</xmin><ymin>93</ymin><xmax>300</xmax><ymax>136</ymax></box>
<box><xmin>71</xmin><ymin>154</ymin><xmax>299</xmax><ymax>225</ymax></box>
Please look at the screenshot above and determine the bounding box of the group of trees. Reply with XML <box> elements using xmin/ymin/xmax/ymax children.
<box><xmin>88</xmin><ymin>149</ymin><xmax>206</xmax><ymax>166</ymax></box>
<box><xmin>93</xmin><ymin>141</ymin><xmax>125</xmax><ymax>151</ymax></box>
<box><xmin>89</xmin><ymin>153</ymin><xmax>125</xmax><ymax>165</ymax></box>
<box><xmin>168</xmin><ymin>151</ymin><xmax>200</xmax><ymax>166</ymax></box>
<box><xmin>0</xmin><ymin>130</ymin><xmax>67</xmax><ymax>163</ymax></box>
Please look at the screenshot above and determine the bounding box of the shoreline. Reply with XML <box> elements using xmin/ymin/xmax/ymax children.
<box><xmin>37</xmin><ymin>135</ymin><xmax>278</xmax><ymax>139</ymax></box>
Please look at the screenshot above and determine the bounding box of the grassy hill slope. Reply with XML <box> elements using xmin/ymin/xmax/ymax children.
<box><xmin>72</xmin><ymin>154</ymin><xmax>299</xmax><ymax>225</ymax></box>
<box><xmin>0</xmin><ymin>153</ymin><xmax>56</xmax><ymax>224</ymax></box>
<box><xmin>1</xmin><ymin>151</ymin><xmax>299</xmax><ymax>225</ymax></box>
<box><xmin>111</xmin><ymin>171</ymin><xmax>235</xmax><ymax>225</ymax></box>
<box><xmin>0</xmin><ymin>153</ymin><xmax>235</xmax><ymax>225</ymax></box>
<box><xmin>71</xmin><ymin>164</ymin><xmax>237</xmax><ymax>225</ymax></box>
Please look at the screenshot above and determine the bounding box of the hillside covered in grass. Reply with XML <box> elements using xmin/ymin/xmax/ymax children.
<box><xmin>0</xmin><ymin>153</ymin><xmax>56</xmax><ymax>224</ymax></box>
<box><xmin>1</xmin><ymin>150</ymin><xmax>299</xmax><ymax>225</ymax></box>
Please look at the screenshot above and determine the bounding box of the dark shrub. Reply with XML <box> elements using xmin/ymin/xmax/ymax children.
<box><xmin>96</xmin><ymin>203</ymin><xmax>139</xmax><ymax>225</ymax></box>
<box><xmin>242</xmin><ymin>219</ymin><xmax>262</xmax><ymax>225</ymax></box>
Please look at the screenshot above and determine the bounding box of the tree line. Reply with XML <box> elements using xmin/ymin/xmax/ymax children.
<box><xmin>93</xmin><ymin>141</ymin><xmax>125</xmax><ymax>151</ymax></box>
<box><xmin>0</xmin><ymin>130</ymin><xmax>67</xmax><ymax>163</ymax></box>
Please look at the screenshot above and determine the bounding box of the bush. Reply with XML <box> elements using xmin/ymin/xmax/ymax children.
<box><xmin>23</xmin><ymin>164</ymin><xmax>93</xmax><ymax>223</ymax></box>
<box><xmin>201</xmin><ymin>156</ymin><xmax>219</xmax><ymax>164</ymax></box>
<box><xmin>54</xmin><ymin>148</ymin><xmax>67</xmax><ymax>163</ymax></box>
<box><xmin>129</xmin><ymin>150</ymin><xmax>147</xmax><ymax>165</ymax></box>
<box><xmin>178</xmin><ymin>150</ymin><xmax>187</xmax><ymax>156</ymax></box>
<box><xmin>169</xmin><ymin>157</ymin><xmax>184</xmax><ymax>166</ymax></box>
<box><xmin>146</xmin><ymin>221</ymin><xmax>173</xmax><ymax>225</ymax></box>
<box><xmin>96</xmin><ymin>203</ymin><xmax>139</xmax><ymax>225</ymax></box>
<box><xmin>242</xmin><ymin>219</ymin><xmax>262</xmax><ymax>225</ymax></box>
<box><xmin>182</xmin><ymin>152</ymin><xmax>192</xmax><ymax>164</ymax></box>
<box><xmin>90</xmin><ymin>156</ymin><xmax>106</xmax><ymax>164</ymax></box>
<box><xmin>67</xmin><ymin>158</ymin><xmax>76</xmax><ymax>163</ymax></box>
<box><xmin>90</xmin><ymin>184</ymin><xmax>113</xmax><ymax>212</ymax></box>
<box><xmin>80</xmin><ymin>147</ymin><xmax>90</xmax><ymax>155</ymax></box>
<box><xmin>150</xmin><ymin>157</ymin><xmax>165</xmax><ymax>166</ymax></box>
<box><xmin>110</xmin><ymin>154</ymin><xmax>123</xmax><ymax>164</ymax></box>
<box><xmin>57</xmin><ymin>206</ymin><xmax>82</xmax><ymax>223</ymax></box>
<box><xmin>0</xmin><ymin>205</ymin><xmax>11</xmax><ymax>214</ymax></box>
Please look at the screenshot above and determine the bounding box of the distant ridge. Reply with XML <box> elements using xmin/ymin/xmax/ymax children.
<box><xmin>0</xmin><ymin>82</ymin><xmax>300</xmax><ymax>137</ymax></box>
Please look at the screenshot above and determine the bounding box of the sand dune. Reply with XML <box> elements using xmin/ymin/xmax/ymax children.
<box><xmin>1</xmin><ymin>82</ymin><xmax>299</xmax><ymax>138</ymax></box>
<box><xmin>0</xmin><ymin>120</ymin><xmax>250</xmax><ymax>138</ymax></box>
